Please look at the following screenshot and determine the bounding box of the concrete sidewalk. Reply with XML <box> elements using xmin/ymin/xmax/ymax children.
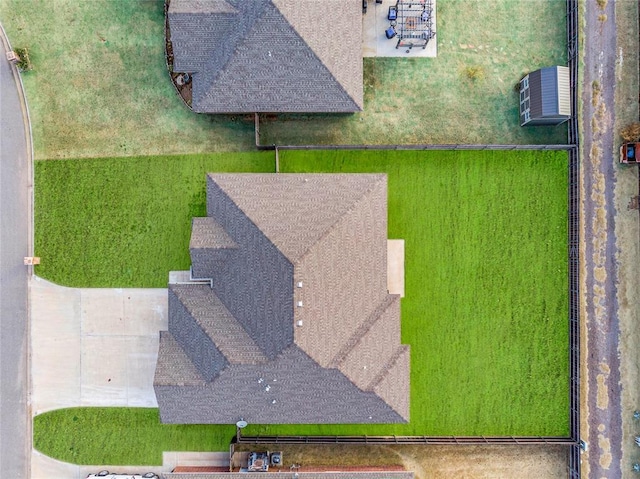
<box><xmin>30</xmin><ymin>276</ymin><xmax>167</xmax><ymax>415</ymax></box>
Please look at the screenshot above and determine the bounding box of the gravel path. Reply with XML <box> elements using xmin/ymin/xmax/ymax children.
<box><xmin>581</xmin><ymin>0</ymin><xmax>623</xmax><ymax>477</ymax></box>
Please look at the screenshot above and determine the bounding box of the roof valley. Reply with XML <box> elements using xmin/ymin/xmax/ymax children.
<box><xmin>328</xmin><ymin>294</ymin><xmax>399</xmax><ymax>369</ymax></box>
<box><xmin>294</xmin><ymin>175</ymin><xmax>387</xmax><ymax>264</ymax></box>
<box><xmin>364</xmin><ymin>345</ymin><xmax>409</xmax><ymax>392</ymax></box>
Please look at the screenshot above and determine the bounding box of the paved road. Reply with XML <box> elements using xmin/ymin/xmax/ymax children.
<box><xmin>0</xmin><ymin>25</ymin><xmax>31</xmax><ymax>479</ymax></box>
<box><xmin>581</xmin><ymin>1</ymin><xmax>622</xmax><ymax>478</ymax></box>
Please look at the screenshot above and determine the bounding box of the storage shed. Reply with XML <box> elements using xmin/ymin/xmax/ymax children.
<box><xmin>519</xmin><ymin>66</ymin><xmax>571</xmax><ymax>126</ymax></box>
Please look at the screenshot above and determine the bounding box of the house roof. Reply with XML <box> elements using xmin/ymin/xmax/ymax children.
<box><xmin>190</xmin><ymin>217</ymin><xmax>238</xmax><ymax>250</ymax></box>
<box><xmin>167</xmin><ymin>0</ymin><xmax>363</xmax><ymax>113</ymax></box>
<box><xmin>207</xmin><ymin>174</ymin><xmax>384</xmax><ymax>262</ymax></box>
<box><xmin>154</xmin><ymin>174</ymin><xmax>409</xmax><ymax>424</ymax></box>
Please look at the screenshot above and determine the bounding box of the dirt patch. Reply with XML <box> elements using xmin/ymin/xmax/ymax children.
<box><xmin>390</xmin><ymin>445</ymin><xmax>567</xmax><ymax>479</ymax></box>
<box><xmin>613</xmin><ymin>0</ymin><xmax>640</xmax><ymax>477</ymax></box>
<box><xmin>233</xmin><ymin>444</ymin><xmax>567</xmax><ymax>479</ymax></box>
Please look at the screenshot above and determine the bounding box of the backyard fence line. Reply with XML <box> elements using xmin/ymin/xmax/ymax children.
<box><xmin>566</xmin><ymin>0</ymin><xmax>580</xmax><ymax>476</ymax></box>
<box><xmin>275</xmin><ymin>143</ymin><xmax>573</xmax><ymax>151</ymax></box>
<box><xmin>235</xmin><ymin>434</ymin><xmax>575</xmax><ymax>446</ymax></box>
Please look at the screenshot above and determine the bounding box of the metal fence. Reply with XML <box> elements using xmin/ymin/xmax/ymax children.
<box><xmin>236</xmin><ymin>434</ymin><xmax>574</xmax><ymax>446</ymax></box>
<box><xmin>276</xmin><ymin>143</ymin><xmax>571</xmax><ymax>151</ymax></box>
<box><xmin>566</xmin><ymin>0</ymin><xmax>581</xmax><ymax>476</ymax></box>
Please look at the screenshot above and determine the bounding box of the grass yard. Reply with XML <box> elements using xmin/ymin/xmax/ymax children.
<box><xmin>0</xmin><ymin>0</ymin><xmax>567</xmax><ymax>159</ymax></box>
<box><xmin>33</xmin><ymin>149</ymin><xmax>569</xmax><ymax>465</ymax></box>
<box><xmin>258</xmin><ymin>0</ymin><xmax>568</xmax><ymax>146</ymax></box>
<box><xmin>0</xmin><ymin>0</ymin><xmax>256</xmax><ymax>159</ymax></box>
<box><xmin>247</xmin><ymin>149</ymin><xmax>569</xmax><ymax>437</ymax></box>
<box><xmin>33</xmin><ymin>408</ymin><xmax>235</xmax><ymax>466</ymax></box>
<box><xmin>34</xmin><ymin>152</ymin><xmax>275</xmax><ymax>287</ymax></box>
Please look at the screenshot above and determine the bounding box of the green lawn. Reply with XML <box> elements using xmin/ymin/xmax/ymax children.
<box><xmin>33</xmin><ymin>408</ymin><xmax>235</xmax><ymax>466</ymax></box>
<box><xmin>33</xmin><ymin>149</ymin><xmax>569</xmax><ymax>465</ymax></box>
<box><xmin>34</xmin><ymin>152</ymin><xmax>275</xmax><ymax>287</ymax></box>
<box><xmin>248</xmin><ymin>149</ymin><xmax>569</xmax><ymax>437</ymax></box>
<box><xmin>0</xmin><ymin>0</ymin><xmax>567</xmax><ymax>159</ymax></box>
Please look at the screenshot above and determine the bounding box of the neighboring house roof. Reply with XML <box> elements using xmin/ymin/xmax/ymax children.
<box><xmin>154</xmin><ymin>174</ymin><xmax>409</xmax><ymax>424</ymax></box>
<box><xmin>167</xmin><ymin>0</ymin><xmax>363</xmax><ymax>113</ymax></box>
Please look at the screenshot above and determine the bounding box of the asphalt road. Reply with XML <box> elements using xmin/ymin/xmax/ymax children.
<box><xmin>0</xmin><ymin>26</ymin><xmax>30</xmax><ymax>479</ymax></box>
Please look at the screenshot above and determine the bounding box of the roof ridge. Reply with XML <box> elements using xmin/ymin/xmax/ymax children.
<box><xmin>190</xmin><ymin>217</ymin><xmax>238</xmax><ymax>250</ymax></box>
<box><xmin>206</xmin><ymin>174</ymin><xmax>291</xmax><ymax>261</ymax></box>
<box><xmin>363</xmin><ymin>344</ymin><xmax>409</xmax><ymax>392</ymax></box>
<box><xmin>271</xmin><ymin>0</ymin><xmax>363</xmax><ymax>110</ymax></box>
<box><xmin>275</xmin><ymin>7</ymin><xmax>361</xmax><ymax>110</ymax></box>
<box><xmin>154</xmin><ymin>331</ymin><xmax>208</xmax><ymax>386</ymax></box>
<box><xmin>295</xmin><ymin>174</ymin><xmax>386</xmax><ymax>263</ymax></box>
<box><xmin>170</xmin><ymin>284</ymin><xmax>269</xmax><ymax>365</ymax></box>
<box><xmin>328</xmin><ymin>294</ymin><xmax>399</xmax><ymax>369</ymax></box>
<box><xmin>199</xmin><ymin>0</ymin><xmax>269</xmax><ymax>91</ymax></box>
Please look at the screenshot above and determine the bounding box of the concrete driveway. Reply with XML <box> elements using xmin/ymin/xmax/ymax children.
<box><xmin>30</xmin><ymin>277</ymin><xmax>233</xmax><ymax>478</ymax></box>
<box><xmin>30</xmin><ymin>276</ymin><xmax>167</xmax><ymax>415</ymax></box>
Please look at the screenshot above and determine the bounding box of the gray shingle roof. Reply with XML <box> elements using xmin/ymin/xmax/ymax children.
<box><xmin>154</xmin><ymin>174</ymin><xmax>409</xmax><ymax>424</ymax></box>
<box><xmin>169</xmin><ymin>0</ymin><xmax>238</xmax><ymax>14</ymax></box>
<box><xmin>171</xmin><ymin>283</ymin><xmax>269</xmax><ymax>365</ymax></box>
<box><xmin>190</xmin><ymin>217</ymin><xmax>238</xmax><ymax>249</ymax></box>
<box><xmin>154</xmin><ymin>331</ymin><xmax>207</xmax><ymax>386</ymax></box>
<box><xmin>167</xmin><ymin>0</ymin><xmax>363</xmax><ymax>113</ymax></box>
<box><xmin>156</xmin><ymin>345</ymin><xmax>405</xmax><ymax>424</ymax></box>
<box><xmin>207</xmin><ymin>173</ymin><xmax>384</xmax><ymax>263</ymax></box>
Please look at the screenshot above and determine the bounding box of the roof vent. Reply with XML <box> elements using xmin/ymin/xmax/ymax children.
<box><xmin>297</xmin><ymin>301</ymin><xmax>303</xmax><ymax>307</ymax></box>
<box><xmin>296</xmin><ymin>320</ymin><xmax>303</xmax><ymax>327</ymax></box>
<box><xmin>297</xmin><ymin>281</ymin><xmax>303</xmax><ymax>288</ymax></box>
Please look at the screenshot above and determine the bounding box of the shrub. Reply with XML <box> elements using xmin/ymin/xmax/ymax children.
<box><xmin>464</xmin><ymin>66</ymin><xmax>485</xmax><ymax>82</ymax></box>
<box><xmin>621</xmin><ymin>123</ymin><xmax>640</xmax><ymax>142</ymax></box>
<box><xmin>14</xmin><ymin>47</ymin><xmax>32</xmax><ymax>72</ymax></box>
